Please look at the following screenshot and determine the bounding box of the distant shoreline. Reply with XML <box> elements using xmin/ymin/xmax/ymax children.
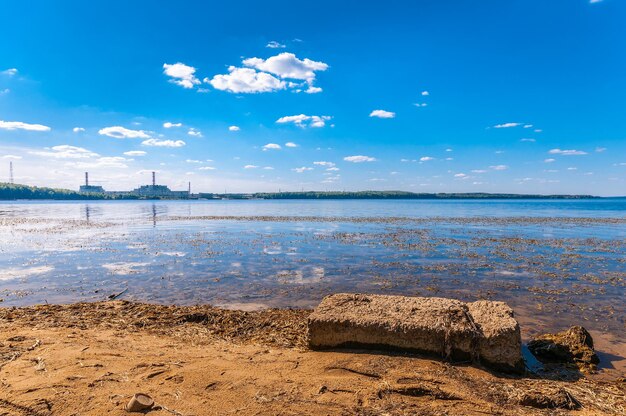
<box><xmin>1</xmin><ymin>183</ymin><xmax>616</xmax><ymax>200</ymax></box>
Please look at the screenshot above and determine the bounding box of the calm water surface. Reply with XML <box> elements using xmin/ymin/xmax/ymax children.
<box><xmin>1</xmin><ymin>199</ymin><xmax>625</xmax><ymax>373</ymax></box>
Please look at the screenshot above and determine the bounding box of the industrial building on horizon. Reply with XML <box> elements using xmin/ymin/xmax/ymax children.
<box><xmin>79</xmin><ymin>171</ymin><xmax>191</xmax><ymax>199</ymax></box>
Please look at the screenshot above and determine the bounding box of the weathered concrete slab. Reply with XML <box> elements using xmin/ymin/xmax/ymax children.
<box><xmin>467</xmin><ymin>300</ymin><xmax>524</xmax><ymax>373</ymax></box>
<box><xmin>308</xmin><ymin>293</ymin><xmax>524</xmax><ymax>373</ymax></box>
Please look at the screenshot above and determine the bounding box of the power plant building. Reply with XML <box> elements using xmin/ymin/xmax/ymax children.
<box><xmin>78</xmin><ymin>171</ymin><xmax>190</xmax><ymax>199</ymax></box>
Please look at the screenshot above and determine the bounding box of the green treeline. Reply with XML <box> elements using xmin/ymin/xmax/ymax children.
<box><xmin>251</xmin><ymin>191</ymin><xmax>596</xmax><ymax>200</ymax></box>
<box><xmin>0</xmin><ymin>183</ymin><xmax>124</xmax><ymax>200</ymax></box>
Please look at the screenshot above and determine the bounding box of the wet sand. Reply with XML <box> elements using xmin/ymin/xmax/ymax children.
<box><xmin>1</xmin><ymin>301</ymin><xmax>625</xmax><ymax>415</ymax></box>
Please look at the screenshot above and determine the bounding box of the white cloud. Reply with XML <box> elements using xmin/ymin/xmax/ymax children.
<box><xmin>30</xmin><ymin>145</ymin><xmax>99</xmax><ymax>159</ymax></box>
<box><xmin>243</xmin><ymin>52</ymin><xmax>328</xmax><ymax>84</ymax></box>
<box><xmin>266</xmin><ymin>41</ymin><xmax>286</xmax><ymax>49</ymax></box>
<box><xmin>414</xmin><ymin>103</ymin><xmax>428</xmax><ymax>107</ymax></box>
<box><xmin>199</xmin><ymin>166</ymin><xmax>217</xmax><ymax>170</ymax></box>
<box><xmin>285</xmin><ymin>142</ymin><xmax>298</xmax><ymax>148</ymax></box>
<box><xmin>263</xmin><ymin>166</ymin><xmax>274</xmax><ymax>170</ymax></box>
<box><xmin>263</xmin><ymin>143</ymin><xmax>281</xmax><ymax>151</ymax></box>
<box><xmin>2</xmin><ymin>155</ymin><xmax>22</xmax><ymax>159</ymax></box>
<box><xmin>490</xmin><ymin>165</ymin><xmax>509</xmax><ymax>170</ymax></box>
<box><xmin>163</xmin><ymin>63</ymin><xmax>200</xmax><ymax>89</ymax></box>
<box><xmin>0</xmin><ymin>88</ymin><xmax>9</xmax><ymax>95</ymax></box>
<box><xmin>567</xmin><ymin>167</ymin><xmax>578</xmax><ymax>171</ymax></box>
<box><xmin>520</xmin><ymin>138</ymin><xmax>535</xmax><ymax>142</ymax></box>
<box><xmin>421</xmin><ymin>91</ymin><xmax>429</xmax><ymax>96</ymax></box>
<box><xmin>369</xmin><ymin>109</ymin><xmax>395</xmax><ymax>119</ymax></box>
<box><xmin>344</xmin><ymin>155</ymin><xmax>376</xmax><ymax>163</ymax></box>
<box><xmin>590</xmin><ymin>0</ymin><xmax>603</xmax><ymax>3</ymax></box>
<box><xmin>548</xmin><ymin>148</ymin><xmax>588</xmax><ymax>156</ymax></box>
<box><xmin>0</xmin><ymin>120</ymin><xmax>51</xmax><ymax>132</ymax></box>
<box><xmin>305</xmin><ymin>86</ymin><xmax>322</xmax><ymax>94</ymax></box>
<box><xmin>1</xmin><ymin>68</ymin><xmax>18</xmax><ymax>76</ymax></box>
<box><xmin>544</xmin><ymin>158</ymin><xmax>556</xmax><ymax>163</ymax></box>
<box><xmin>244</xmin><ymin>165</ymin><xmax>258</xmax><ymax>169</ymax></box>
<box><xmin>454</xmin><ymin>173</ymin><xmax>468</xmax><ymax>178</ymax></box>
<box><xmin>123</xmin><ymin>151</ymin><xmax>146</xmax><ymax>156</ymax></box>
<box><xmin>445</xmin><ymin>148</ymin><xmax>453</xmax><ymax>152</ymax></box>
<box><xmin>293</xmin><ymin>166</ymin><xmax>313</xmax><ymax>173</ymax></box>
<box><xmin>276</xmin><ymin>114</ymin><xmax>331</xmax><ymax>128</ymax></box>
<box><xmin>99</xmin><ymin>126</ymin><xmax>150</xmax><ymax>139</ymax></box>
<box><xmin>314</xmin><ymin>161</ymin><xmax>335</xmax><ymax>167</ymax></box>
<box><xmin>72</xmin><ymin>127</ymin><xmax>85</xmax><ymax>133</ymax></box>
<box><xmin>141</xmin><ymin>138</ymin><xmax>186</xmax><ymax>147</ymax></box>
<box><xmin>163</xmin><ymin>122</ymin><xmax>182</xmax><ymax>128</ymax></box>
<box><xmin>207</xmin><ymin>66</ymin><xmax>286</xmax><ymax>93</ymax></box>
<box><xmin>67</xmin><ymin>156</ymin><xmax>131</xmax><ymax>169</ymax></box>
<box><xmin>471</xmin><ymin>169</ymin><xmax>487</xmax><ymax>173</ymax></box>
<box><xmin>187</xmin><ymin>128</ymin><xmax>202</xmax><ymax>137</ymax></box>
<box><xmin>493</xmin><ymin>122</ymin><xmax>521</xmax><ymax>128</ymax></box>
<box><xmin>327</xmin><ymin>167</ymin><xmax>340</xmax><ymax>171</ymax></box>
<box><xmin>595</xmin><ymin>147</ymin><xmax>606</xmax><ymax>152</ymax></box>
<box><xmin>229</xmin><ymin>125</ymin><xmax>240</xmax><ymax>131</ymax></box>
<box><xmin>186</xmin><ymin>159</ymin><xmax>202</xmax><ymax>163</ymax></box>
<box><xmin>420</xmin><ymin>156</ymin><xmax>434</xmax><ymax>162</ymax></box>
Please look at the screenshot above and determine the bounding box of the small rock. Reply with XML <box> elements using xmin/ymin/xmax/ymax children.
<box><xmin>528</xmin><ymin>326</ymin><xmax>599</xmax><ymax>371</ymax></box>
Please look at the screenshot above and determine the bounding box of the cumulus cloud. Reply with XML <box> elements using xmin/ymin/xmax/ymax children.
<box><xmin>1</xmin><ymin>68</ymin><xmax>18</xmax><ymax>76</ymax></box>
<box><xmin>454</xmin><ymin>173</ymin><xmax>468</xmax><ymax>178</ymax></box>
<box><xmin>369</xmin><ymin>110</ymin><xmax>395</xmax><ymax>118</ymax></box>
<box><xmin>314</xmin><ymin>161</ymin><xmax>335</xmax><ymax>167</ymax></box>
<box><xmin>420</xmin><ymin>156</ymin><xmax>434</xmax><ymax>162</ymax></box>
<box><xmin>187</xmin><ymin>128</ymin><xmax>202</xmax><ymax>137</ymax></box>
<box><xmin>493</xmin><ymin>122</ymin><xmax>521</xmax><ymax>128</ymax></box>
<box><xmin>344</xmin><ymin>155</ymin><xmax>376</xmax><ymax>163</ymax></box>
<box><xmin>244</xmin><ymin>165</ymin><xmax>258</xmax><ymax>169</ymax></box>
<box><xmin>73</xmin><ymin>127</ymin><xmax>85</xmax><ymax>133</ymax></box>
<box><xmin>30</xmin><ymin>145</ymin><xmax>99</xmax><ymax>159</ymax></box>
<box><xmin>471</xmin><ymin>169</ymin><xmax>487</xmax><ymax>174</ymax></box>
<box><xmin>490</xmin><ymin>165</ymin><xmax>509</xmax><ymax>170</ymax></box>
<box><xmin>2</xmin><ymin>155</ymin><xmax>22</xmax><ymax>159</ymax></box>
<box><xmin>141</xmin><ymin>138</ymin><xmax>186</xmax><ymax>148</ymax></box>
<box><xmin>292</xmin><ymin>166</ymin><xmax>313</xmax><ymax>173</ymax></box>
<box><xmin>520</xmin><ymin>138</ymin><xmax>536</xmax><ymax>142</ymax></box>
<box><xmin>421</xmin><ymin>91</ymin><xmax>429</xmax><ymax>96</ymax></box>
<box><xmin>262</xmin><ymin>143</ymin><xmax>281</xmax><ymax>151</ymax></box>
<box><xmin>266</xmin><ymin>41</ymin><xmax>286</xmax><ymax>49</ymax></box>
<box><xmin>305</xmin><ymin>86</ymin><xmax>322</xmax><ymax>94</ymax></box>
<box><xmin>207</xmin><ymin>66</ymin><xmax>286</xmax><ymax>93</ymax></box>
<box><xmin>198</xmin><ymin>166</ymin><xmax>216</xmax><ymax>170</ymax></box>
<box><xmin>544</xmin><ymin>158</ymin><xmax>556</xmax><ymax>163</ymax></box>
<box><xmin>229</xmin><ymin>125</ymin><xmax>240</xmax><ymax>131</ymax></box>
<box><xmin>595</xmin><ymin>147</ymin><xmax>607</xmax><ymax>152</ymax></box>
<box><xmin>0</xmin><ymin>120</ymin><xmax>51</xmax><ymax>132</ymax></box>
<box><xmin>163</xmin><ymin>62</ymin><xmax>201</xmax><ymax>89</ymax></box>
<box><xmin>548</xmin><ymin>148</ymin><xmax>588</xmax><ymax>156</ymax></box>
<box><xmin>99</xmin><ymin>126</ymin><xmax>150</xmax><ymax>139</ymax></box>
<box><xmin>276</xmin><ymin>114</ymin><xmax>331</xmax><ymax>128</ymax></box>
<box><xmin>414</xmin><ymin>103</ymin><xmax>428</xmax><ymax>107</ymax></box>
<box><xmin>243</xmin><ymin>53</ymin><xmax>328</xmax><ymax>84</ymax></box>
<box><xmin>123</xmin><ymin>151</ymin><xmax>146</xmax><ymax>156</ymax></box>
<box><xmin>163</xmin><ymin>122</ymin><xmax>182</xmax><ymax>128</ymax></box>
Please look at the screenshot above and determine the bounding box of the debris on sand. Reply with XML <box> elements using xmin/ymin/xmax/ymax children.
<box><xmin>308</xmin><ymin>293</ymin><xmax>524</xmax><ymax>373</ymax></box>
<box><xmin>528</xmin><ymin>326</ymin><xmax>600</xmax><ymax>372</ymax></box>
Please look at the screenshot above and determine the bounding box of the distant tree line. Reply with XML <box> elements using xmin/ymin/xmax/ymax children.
<box><xmin>251</xmin><ymin>191</ymin><xmax>597</xmax><ymax>200</ymax></box>
<box><xmin>0</xmin><ymin>183</ymin><xmax>598</xmax><ymax>200</ymax></box>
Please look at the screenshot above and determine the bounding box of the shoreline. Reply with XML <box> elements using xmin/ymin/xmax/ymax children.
<box><xmin>1</xmin><ymin>301</ymin><xmax>625</xmax><ymax>415</ymax></box>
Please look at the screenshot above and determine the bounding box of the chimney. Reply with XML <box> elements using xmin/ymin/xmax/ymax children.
<box><xmin>152</xmin><ymin>171</ymin><xmax>156</xmax><ymax>186</ymax></box>
<box><xmin>85</xmin><ymin>172</ymin><xmax>89</xmax><ymax>187</ymax></box>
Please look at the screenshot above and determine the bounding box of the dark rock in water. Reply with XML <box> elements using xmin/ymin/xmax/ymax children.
<box><xmin>528</xmin><ymin>326</ymin><xmax>599</xmax><ymax>371</ymax></box>
<box><xmin>518</xmin><ymin>387</ymin><xmax>581</xmax><ymax>410</ymax></box>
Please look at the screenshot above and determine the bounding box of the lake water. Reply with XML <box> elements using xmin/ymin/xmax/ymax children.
<box><xmin>1</xmin><ymin>199</ymin><xmax>625</xmax><ymax>375</ymax></box>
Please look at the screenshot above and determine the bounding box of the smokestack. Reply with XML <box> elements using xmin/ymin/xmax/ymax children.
<box><xmin>9</xmin><ymin>162</ymin><xmax>14</xmax><ymax>184</ymax></box>
<box><xmin>152</xmin><ymin>171</ymin><xmax>156</xmax><ymax>187</ymax></box>
<box><xmin>188</xmin><ymin>182</ymin><xmax>191</xmax><ymax>194</ymax></box>
<box><xmin>85</xmin><ymin>172</ymin><xmax>89</xmax><ymax>187</ymax></box>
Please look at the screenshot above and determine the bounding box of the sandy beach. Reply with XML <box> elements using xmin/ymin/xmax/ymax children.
<box><xmin>1</xmin><ymin>301</ymin><xmax>624</xmax><ymax>415</ymax></box>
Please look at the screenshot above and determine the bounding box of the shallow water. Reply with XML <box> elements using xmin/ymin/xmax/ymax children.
<box><xmin>1</xmin><ymin>199</ymin><xmax>625</xmax><ymax>375</ymax></box>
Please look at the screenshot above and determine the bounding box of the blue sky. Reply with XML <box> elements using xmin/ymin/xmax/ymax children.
<box><xmin>1</xmin><ymin>0</ymin><xmax>625</xmax><ymax>195</ymax></box>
